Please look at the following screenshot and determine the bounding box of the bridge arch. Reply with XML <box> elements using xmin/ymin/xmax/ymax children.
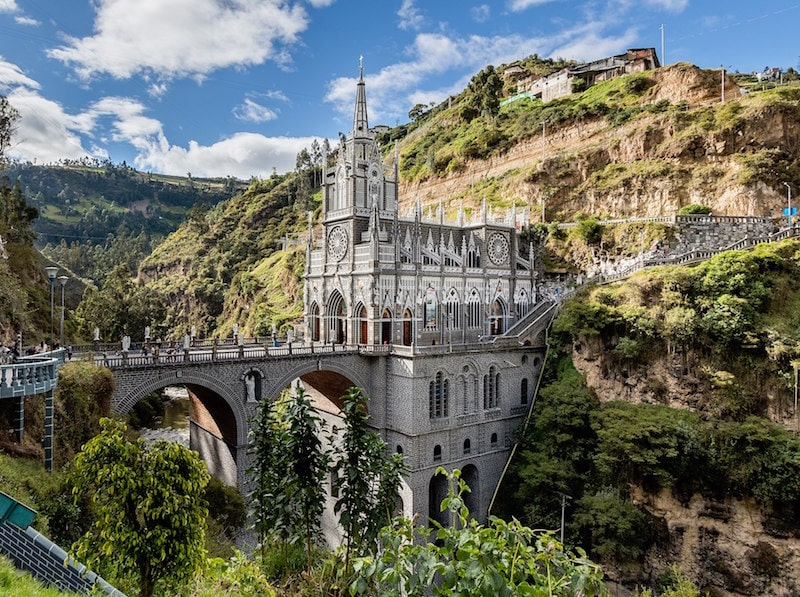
<box><xmin>263</xmin><ymin>357</ymin><xmax>372</xmax><ymax>405</ymax></box>
<box><xmin>115</xmin><ymin>370</ymin><xmax>250</xmax><ymax>447</ymax></box>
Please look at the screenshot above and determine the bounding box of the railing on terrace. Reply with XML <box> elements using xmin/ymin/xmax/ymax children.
<box><xmin>592</xmin><ymin>225</ymin><xmax>800</xmax><ymax>285</ymax></box>
<box><xmin>0</xmin><ymin>349</ymin><xmax>65</xmax><ymax>399</ymax></box>
<box><xmin>557</xmin><ymin>214</ymin><xmax>773</xmax><ymax>229</ymax></box>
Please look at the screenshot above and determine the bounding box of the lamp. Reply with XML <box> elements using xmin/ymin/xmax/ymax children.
<box><xmin>58</xmin><ymin>275</ymin><xmax>68</xmax><ymax>347</ymax></box>
<box><xmin>45</xmin><ymin>266</ymin><xmax>58</xmax><ymax>348</ymax></box>
<box><xmin>783</xmin><ymin>182</ymin><xmax>792</xmax><ymax>228</ymax></box>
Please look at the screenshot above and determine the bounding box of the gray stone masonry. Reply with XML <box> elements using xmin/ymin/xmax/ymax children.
<box><xmin>0</xmin><ymin>520</ymin><xmax>124</xmax><ymax>595</ymax></box>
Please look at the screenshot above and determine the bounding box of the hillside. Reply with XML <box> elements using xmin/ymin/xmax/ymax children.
<box><xmin>394</xmin><ymin>63</ymin><xmax>799</xmax><ymax>222</ymax></box>
<box><xmin>4</xmin><ymin>57</ymin><xmax>800</xmax><ymax>595</ymax></box>
<box><xmin>137</xmin><ymin>171</ymin><xmax>311</xmax><ymax>338</ymax></box>
<box><xmin>4</xmin><ymin>161</ymin><xmax>243</xmax><ymax>285</ymax></box>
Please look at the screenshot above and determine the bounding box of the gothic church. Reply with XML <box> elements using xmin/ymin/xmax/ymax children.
<box><xmin>304</xmin><ymin>63</ymin><xmax>546</xmax><ymax>523</ymax></box>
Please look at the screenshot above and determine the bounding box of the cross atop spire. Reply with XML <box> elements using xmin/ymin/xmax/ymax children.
<box><xmin>353</xmin><ymin>56</ymin><xmax>369</xmax><ymax>138</ymax></box>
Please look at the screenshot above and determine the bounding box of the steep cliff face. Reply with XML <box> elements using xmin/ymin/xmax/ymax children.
<box><xmin>399</xmin><ymin>64</ymin><xmax>799</xmax><ymax>223</ymax></box>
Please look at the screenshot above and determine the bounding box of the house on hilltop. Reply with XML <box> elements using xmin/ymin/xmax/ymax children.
<box><xmin>504</xmin><ymin>48</ymin><xmax>660</xmax><ymax>103</ymax></box>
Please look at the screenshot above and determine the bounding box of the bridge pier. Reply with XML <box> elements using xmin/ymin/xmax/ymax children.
<box><xmin>14</xmin><ymin>395</ymin><xmax>23</xmax><ymax>442</ymax></box>
<box><xmin>44</xmin><ymin>390</ymin><xmax>53</xmax><ymax>472</ymax></box>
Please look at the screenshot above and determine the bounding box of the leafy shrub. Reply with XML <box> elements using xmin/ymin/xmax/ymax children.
<box><xmin>572</xmin><ymin>217</ymin><xmax>603</xmax><ymax>245</ymax></box>
<box><xmin>573</xmin><ymin>488</ymin><xmax>653</xmax><ymax>563</ymax></box>
<box><xmin>677</xmin><ymin>203</ymin><xmax>712</xmax><ymax>215</ymax></box>
<box><xmin>350</xmin><ymin>469</ymin><xmax>607</xmax><ymax>596</ymax></box>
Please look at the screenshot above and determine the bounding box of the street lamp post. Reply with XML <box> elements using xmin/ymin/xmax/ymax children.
<box><xmin>45</xmin><ymin>266</ymin><xmax>58</xmax><ymax>348</ymax></box>
<box><xmin>783</xmin><ymin>182</ymin><xmax>792</xmax><ymax>228</ymax></box>
<box><xmin>58</xmin><ymin>275</ymin><xmax>68</xmax><ymax>347</ymax></box>
<box><xmin>560</xmin><ymin>493</ymin><xmax>572</xmax><ymax>545</ymax></box>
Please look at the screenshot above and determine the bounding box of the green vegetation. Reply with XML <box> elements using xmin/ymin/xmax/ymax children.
<box><xmin>73</xmin><ymin>263</ymin><xmax>167</xmax><ymax>341</ymax></box>
<box><xmin>141</xmin><ymin>170</ymin><xmax>313</xmax><ymax>339</ymax></box>
<box><xmin>249</xmin><ymin>387</ymin><xmax>329</xmax><ymax>570</ymax></box>
<box><xmin>350</xmin><ymin>469</ymin><xmax>607</xmax><ymax>596</ymax></box>
<box><xmin>70</xmin><ymin>418</ymin><xmax>210</xmax><ymax>597</ymax></box>
<box><xmin>0</xmin><ymin>556</ymin><xmax>71</xmax><ymax>597</ymax></box>
<box><xmin>5</xmin><ymin>161</ymin><xmax>242</xmax><ymax>285</ymax></box>
<box><xmin>677</xmin><ymin>204</ymin><xmax>712</xmax><ymax>215</ymax></box>
<box><xmin>500</xmin><ymin>241</ymin><xmax>800</xmax><ymax>577</ymax></box>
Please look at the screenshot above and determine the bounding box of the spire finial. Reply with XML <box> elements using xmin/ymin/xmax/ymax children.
<box><xmin>359</xmin><ymin>55</ymin><xmax>364</xmax><ymax>79</ymax></box>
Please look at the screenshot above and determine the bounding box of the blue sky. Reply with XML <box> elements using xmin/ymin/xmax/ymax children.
<box><xmin>0</xmin><ymin>0</ymin><xmax>798</xmax><ymax>179</ymax></box>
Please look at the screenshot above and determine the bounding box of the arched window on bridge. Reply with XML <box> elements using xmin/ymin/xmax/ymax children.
<box><xmin>424</xmin><ymin>286</ymin><xmax>438</xmax><ymax>331</ymax></box>
<box><xmin>489</xmin><ymin>297</ymin><xmax>506</xmax><ymax>335</ymax></box>
<box><xmin>444</xmin><ymin>288</ymin><xmax>460</xmax><ymax>333</ymax></box>
<box><xmin>355</xmin><ymin>303</ymin><xmax>368</xmax><ymax>344</ymax></box>
<box><xmin>515</xmin><ymin>288</ymin><xmax>530</xmax><ymax>319</ymax></box>
<box><xmin>381</xmin><ymin>308</ymin><xmax>393</xmax><ymax>345</ymax></box>
<box><xmin>402</xmin><ymin>308</ymin><xmax>413</xmax><ymax>346</ymax></box>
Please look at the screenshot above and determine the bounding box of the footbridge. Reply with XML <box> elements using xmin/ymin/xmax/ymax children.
<box><xmin>0</xmin><ymin>349</ymin><xmax>65</xmax><ymax>471</ymax></box>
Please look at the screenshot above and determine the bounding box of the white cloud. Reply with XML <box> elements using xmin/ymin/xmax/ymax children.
<box><xmin>550</xmin><ymin>27</ymin><xmax>639</xmax><ymax>62</ymax></box>
<box><xmin>134</xmin><ymin>132</ymin><xmax>322</xmax><ymax>179</ymax></box>
<box><xmin>14</xmin><ymin>16</ymin><xmax>39</xmax><ymax>26</ymax></box>
<box><xmin>508</xmin><ymin>0</ymin><xmax>557</xmax><ymax>12</ymax></box>
<box><xmin>397</xmin><ymin>0</ymin><xmax>425</xmax><ymax>31</ymax></box>
<box><xmin>0</xmin><ymin>58</ymin><xmax>40</xmax><ymax>91</ymax></box>
<box><xmin>306</xmin><ymin>0</ymin><xmax>335</xmax><ymax>6</ymax></box>
<box><xmin>233</xmin><ymin>98</ymin><xmax>278</xmax><ymax>123</ymax></box>
<box><xmin>47</xmin><ymin>0</ymin><xmax>310</xmax><ymax>81</ymax></box>
<box><xmin>6</xmin><ymin>90</ymin><xmax>92</xmax><ymax>164</ymax></box>
<box><xmin>0</xmin><ymin>1</ymin><xmax>18</xmax><ymax>13</ymax></box>
<box><xmin>471</xmin><ymin>5</ymin><xmax>490</xmax><ymax>23</ymax></box>
<box><xmin>643</xmin><ymin>0</ymin><xmax>688</xmax><ymax>11</ymax></box>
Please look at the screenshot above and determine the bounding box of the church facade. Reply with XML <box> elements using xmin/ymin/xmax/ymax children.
<box><xmin>304</xmin><ymin>65</ymin><xmax>545</xmax><ymax>523</ymax></box>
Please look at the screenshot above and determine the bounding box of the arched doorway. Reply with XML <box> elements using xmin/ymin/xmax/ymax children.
<box><xmin>355</xmin><ymin>303</ymin><xmax>368</xmax><ymax>344</ymax></box>
<box><xmin>461</xmin><ymin>464</ymin><xmax>479</xmax><ymax>518</ymax></box>
<box><xmin>428</xmin><ymin>470</ymin><xmax>449</xmax><ymax>527</ymax></box>
<box><xmin>381</xmin><ymin>308</ymin><xmax>392</xmax><ymax>345</ymax></box>
<box><xmin>402</xmin><ymin>308</ymin><xmax>413</xmax><ymax>346</ymax></box>
<box><xmin>489</xmin><ymin>297</ymin><xmax>506</xmax><ymax>335</ymax></box>
<box><xmin>328</xmin><ymin>291</ymin><xmax>347</xmax><ymax>344</ymax></box>
<box><xmin>309</xmin><ymin>302</ymin><xmax>321</xmax><ymax>341</ymax></box>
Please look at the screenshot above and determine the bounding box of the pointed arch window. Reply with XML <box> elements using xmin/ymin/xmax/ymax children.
<box><xmin>466</xmin><ymin>289</ymin><xmax>482</xmax><ymax>329</ymax></box>
<box><xmin>444</xmin><ymin>288</ymin><xmax>460</xmax><ymax>331</ymax></box>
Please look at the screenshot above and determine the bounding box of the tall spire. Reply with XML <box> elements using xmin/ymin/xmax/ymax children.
<box><xmin>353</xmin><ymin>56</ymin><xmax>369</xmax><ymax>138</ymax></box>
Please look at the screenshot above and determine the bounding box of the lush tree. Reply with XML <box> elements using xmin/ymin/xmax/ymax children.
<box><xmin>459</xmin><ymin>65</ymin><xmax>503</xmax><ymax>123</ymax></box>
<box><xmin>248</xmin><ymin>390</ymin><xmax>293</xmax><ymax>552</ymax></box>
<box><xmin>350</xmin><ymin>468</ymin><xmax>607</xmax><ymax>596</ymax></box>
<box><xmin>73</xmin><ymin>263</ymin><xmax>167</xmax><ymax>341</ymax></box>
<box><xmin>284</xmin><ymin>386</ymin><xmax>329</xmax><ymax>569</ymax></box>
<box><xmin>0</xmin><ymin>96</ymin><xmax>18</xmax><ymax>162</ymax></box>
<box><xmin>331</xmin><ymin>387</ymin><xmax>407</xmax><ymax>572</ymax></box>
<box><xmin>70</xmin><ymin>419</ymin><xmax>209</xmax><ymax>597</ymax></box>
<box><xmin>573</xmin><ymin>488</ymin><xmax>653</xmax><ymax>563</ymax></box>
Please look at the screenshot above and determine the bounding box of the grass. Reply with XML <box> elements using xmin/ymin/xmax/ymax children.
<box><xmin>0</xmin><ymin>556</ymin><xmax>71</xmax><ymax>597</ymax></box>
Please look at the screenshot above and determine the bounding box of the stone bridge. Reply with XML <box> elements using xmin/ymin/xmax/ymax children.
<box><xmin>103</xmin><ymin>343</ymin><xmax>386</xmax><ymax>490</ymax></box>
<box><xmin>97</xmin><ymin>302</ymin><xmax>555</xmax><ymax>525</ymax></box>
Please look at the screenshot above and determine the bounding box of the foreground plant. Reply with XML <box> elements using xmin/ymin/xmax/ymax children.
<box><xmin>349</xmin><ymin>468</ymin><xmax>607</xmax><ymax>596</ymax></box>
